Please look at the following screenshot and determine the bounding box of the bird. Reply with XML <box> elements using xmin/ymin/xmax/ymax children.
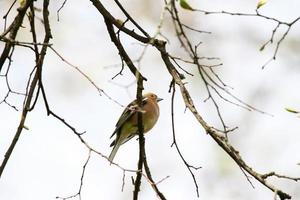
<box><xmin>108</xmin><ymin>92</ymin><xmax>162</xmax><ymax>162</ymax></box>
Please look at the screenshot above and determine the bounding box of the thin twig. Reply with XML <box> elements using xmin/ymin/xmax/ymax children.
<box><xmin>170</xmin><ymin>83</ymin><xmax>201</xmax><ymax>197</ymax></box>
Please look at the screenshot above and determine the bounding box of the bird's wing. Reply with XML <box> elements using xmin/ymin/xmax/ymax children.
<box><xmin>110</xmin><ymin>133</ymin><xmax>135</xmax><ymax>147</ymax></box>
<box><xmin>110</xmin><ymin>100</ymin><xmax>137</xmax><ymax>139</ymax></box>
<box><xmin>109</xmin><ymin>97</ymin><xmax>148</xmax><ymax>139</ymax></box>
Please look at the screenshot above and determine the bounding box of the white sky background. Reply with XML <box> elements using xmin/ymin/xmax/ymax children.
<box><xmin>0</xmin><ymin>0</ymin><xmax>300</xmax><ymax>199</ymax></box>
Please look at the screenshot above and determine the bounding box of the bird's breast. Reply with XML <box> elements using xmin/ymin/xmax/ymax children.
<box><xmin>143</xmin><ymin>103</ymin><xmax>159</xmax><ymax>133</ymax></box>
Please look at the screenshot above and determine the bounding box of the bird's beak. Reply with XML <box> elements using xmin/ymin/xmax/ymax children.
<box><xmin>157</xmin><ymin>97</ymin><xmax>163</xmax><ymax>102</ymax></box>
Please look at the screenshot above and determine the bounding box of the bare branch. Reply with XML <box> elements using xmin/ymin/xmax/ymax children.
<box><xmin>155</xmin><ymin>40</ymin><xmax>293</xmax><ymax>199</ymax></box>
<box><xmin>56</xmin><ymin>150</ymin><xmax>92</xmax><ymax>200</ymax></box>
<box><xmin>0</xmin><ymin>0</ymin><xmax>35</xmax><ymax>72</ymax></box>
<box><xmin>57</xmin><ymin>0</ymin><xmax>68</xmax><ymax>21</ymax></box>
<box><xmin>0</xmin><ymin>0</ymin><xmax>52</xmax><ymax>179</ymax></box>
<box><xmin>170</xmin><ymin>83</ymin><xmax>201</xmax><ymax>197</ymax></box>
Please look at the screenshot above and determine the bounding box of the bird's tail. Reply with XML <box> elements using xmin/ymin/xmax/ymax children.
<box><xmin>108</xmin><ymin>142</ymin><xmax>120</xmax><ymax>162</ymax></box>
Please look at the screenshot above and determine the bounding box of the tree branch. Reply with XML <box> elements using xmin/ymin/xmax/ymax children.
<box><xmin>0</xmin><ymin>0</ymin><xmax>52</xmax><ymax>178</ymax></box>
<box><xmin>0</xmin><ymin>0</ymin><xmax>35</xmax><ymax>72</ymax></box>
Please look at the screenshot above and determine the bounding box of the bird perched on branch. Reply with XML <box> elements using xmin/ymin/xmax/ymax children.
<box><xmin>108</xmin><ymin>92</ymin><xmax>162</xmax><ymax>162</ymax></box>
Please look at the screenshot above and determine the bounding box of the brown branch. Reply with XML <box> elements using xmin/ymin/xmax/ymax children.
<box><xmin>95</xmin><ymin>1</ymin><xmax>299</xmax><ymax>196</ymax></box>
<box><xmin>262</xmin><ymin>172</ymin><xmax>300</xmax><ymax>182</ymax></box>
<box><xmin>192</xmin><ymin>8</ymin><xmax>300</xmax><ymax>68</ymax></box>
<box><xmin>43</xmin><ymin>101</ymin><xmax>166</xmax><ymax>199</ymax></box>
<box><xmin>0</xmin><ymin>0</ymin><xmax>52</xmax><ymax>179</ymax></box>
<box><xmin>49</xmin><ymin>46</ymin><xmax>124</xmax><ymax>108</ymax></box>
<box><xmin>155</xmin><ymin>40</ymin><xmax>293</xmax><ymax>200</ymax></box>
<box><xmin>57</xmin><ymin>0</ymin><xmax>68</xmax><ymax>21</ymax></box>
<box><xmin>113</xmin><ymin>0</ymin><xmax>150</xmax><ymax>38</ymax></box>
<box><xmin>195</xmin><ymin>9</ymin><xmax>293</xmax><ymax>25</ymax></box>
<box><xmin>102</xmin><ymin>6</ymin><xmax>166</xmax><ymax>199</ymax></box>
<box><xmin>168</xmin><ymin>2</ymin><xmax>232</xmax><ymax>132</ymax></box>
<box><xmin>2</xmin><ymin>0</ymin><xmax>17</xmax><ymax>31</ymax></box>
<box><xmin>37</xmin><ymin>88</ymin><xmax>164</xmax><ymax>198</ymax></box>
<box><xmin>143</xmin><ymin>154</ymin><xmax>167</xmax><ymax>200</ymax></box>
<box><xmin>168</xmin><ymin>2</ymin><xmax>272</xmax><ymax>136</ymax></box>
<box><xmin>89</xmin><ymin>0</ymin><xmax>150</xmax><ymax>43</ymax></box>
<box><xmin>56</xmin><ymin>150</ymin><xmax>92</xmax><ymax>200</ymax></box>
<box><xmin>0</xmin><ymin>0</ymin><xmax>35</xmax><ymax>72</ymax></box>
<box><xmin>0</xmin><ymin>46</ymin><xmax>25</xmax><ymax>111</ymax></box>
<box><xmin>170</xmin><ymin>83</ymin><xmax>201</xmax><ymax>197</ymax></box>
<box><xmin>27</xmin><ymin>5</ymin><xmax>41</xmax><ymax>112</ymax></box>
<box><xmin>133</xmin><ymin>75</ymin><xmax>144</xmax><ymax>200</ymax></box>
<box><xmin>40</xmin><ymin>84</ymin><xmax>86</xmax><ymax>135</ymax></box>
<box><xmin>133</xmin><ymin>73</ymin><xmax>166</xmax><ymax>200</ymax></box>
<box><xmin>104</xmin><ymin>18</ymin><xmax>146</xmax><ymax>81</ymax></box>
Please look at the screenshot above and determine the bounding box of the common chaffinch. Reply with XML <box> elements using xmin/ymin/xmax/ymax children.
<box><xmin>108</xmin><ymin>92</ymin><xmax>162</xmax><ymax>162</ymax></box>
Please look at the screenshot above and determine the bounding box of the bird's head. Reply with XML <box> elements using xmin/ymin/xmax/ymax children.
<box><xmin>143</xmin><ymin>92</ymin><xmax>163</xmax><ymax>103</ymax></box>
